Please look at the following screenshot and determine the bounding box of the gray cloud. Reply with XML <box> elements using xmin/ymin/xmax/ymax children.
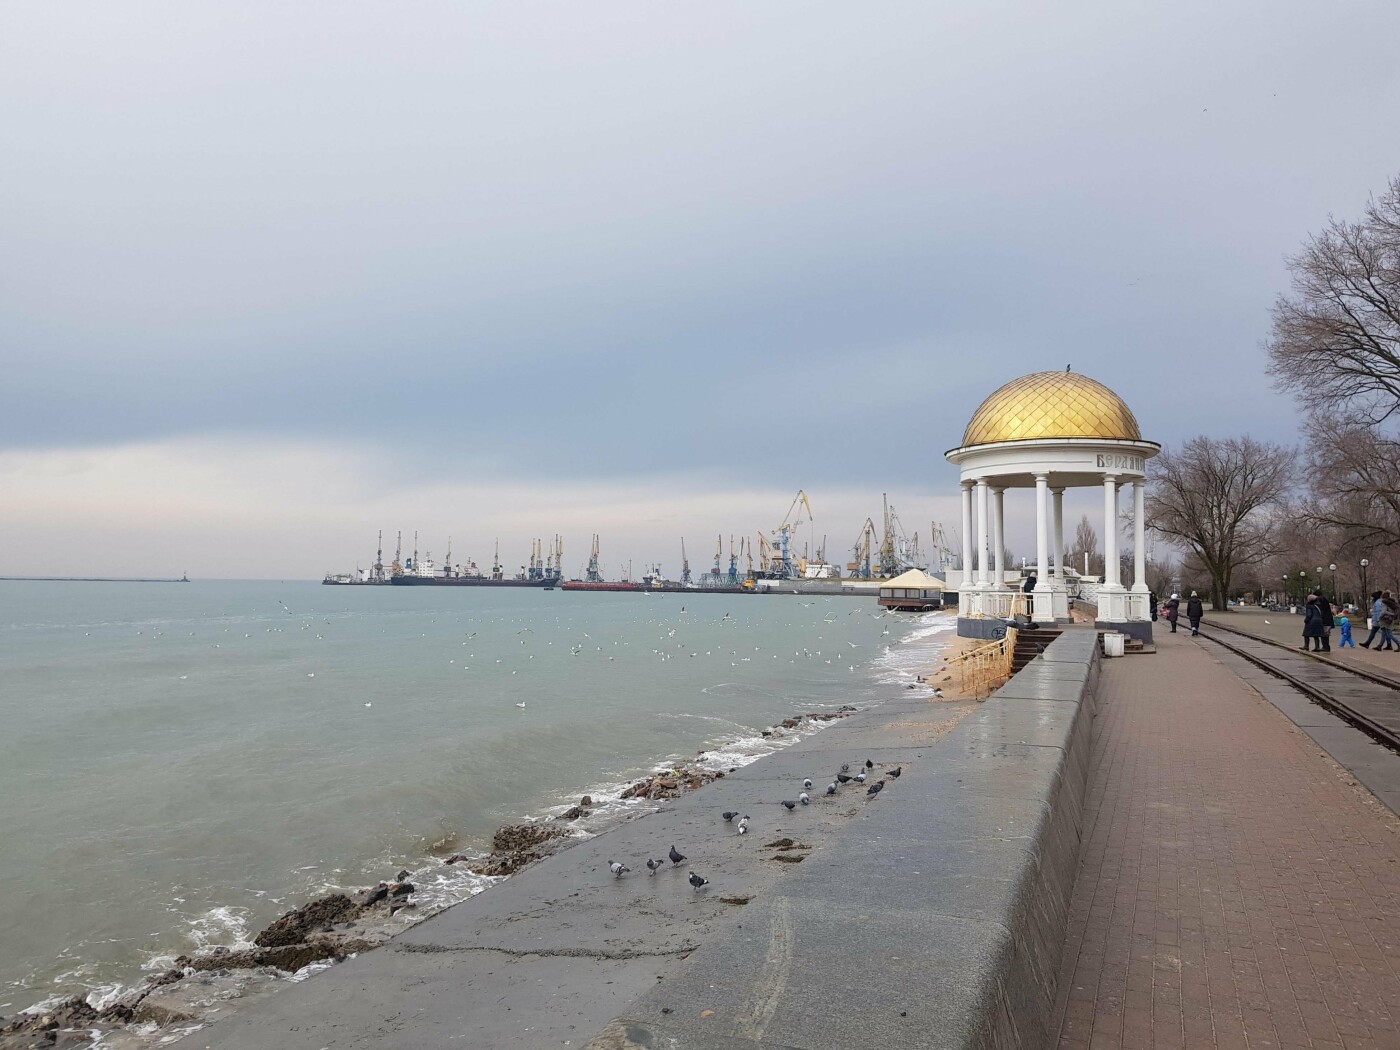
<box><xmin>3</xmin><ymin>1</ymin><xmax>1398</xmax><ymax>573</ymax></box>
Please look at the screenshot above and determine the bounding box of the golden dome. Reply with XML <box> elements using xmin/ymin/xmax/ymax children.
<box><xmin>961</xmin><ymin>371</ymin><xmax>1141</xmax><ymax>447</ymax></box>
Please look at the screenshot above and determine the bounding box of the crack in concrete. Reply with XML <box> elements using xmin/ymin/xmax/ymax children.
<box><xmin>395</xmin><ymin>941</ymin><xmax>698</xmax><ymax>961</ymax></box>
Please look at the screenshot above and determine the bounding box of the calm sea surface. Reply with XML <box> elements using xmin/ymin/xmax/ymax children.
<box><xmin>0</xmin><ymin>580</ymin><xmax>951</xmax><ymax>1011</ymax></box>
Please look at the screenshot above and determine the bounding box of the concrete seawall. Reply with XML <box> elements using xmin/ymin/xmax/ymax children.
<box><xmin>588</xmin><ymin>628</ymin><xmax>1101</xmax><ymax>1050</ymax></box>
<box><xmin>192</xmin><ymin>629</ymin><xmax>1099</xmax><ymax>1050</ymax></box>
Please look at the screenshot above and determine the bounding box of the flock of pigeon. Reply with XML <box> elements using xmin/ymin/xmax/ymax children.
<box><xmin>608</xmin><ymin>757</ymin><xmax>902</xmax><ymax>890</ymax></box>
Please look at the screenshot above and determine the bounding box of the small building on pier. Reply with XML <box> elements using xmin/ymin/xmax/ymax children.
<box><xmin>878</xmin><ymin>569</ymin><xmax>946</xmax><ymax>611</ymax></box>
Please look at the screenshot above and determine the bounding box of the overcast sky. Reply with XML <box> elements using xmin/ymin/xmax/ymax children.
<box><xmin>3</xmin><ymin>2</ymin><xmax>1398</xmax><ymax>578</ymax></box>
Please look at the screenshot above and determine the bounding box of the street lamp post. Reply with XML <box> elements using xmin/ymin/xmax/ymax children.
<box><xmin>1329</xmin><ymin>563</ymin><xmax>1337</xmax><ymax>603</ymax></box>
<box><xmin>1299</xmin><ymin>570</ymin><xmax>1308</xmax><ymax>607</ymax></box>
<box><xmin>1283</xmin><ymin>574</ymin><xmax>1290</xmax><ymax>608</ymax></box>
<box><xmin>1361</xmin><ymin>558</ymin><xmax>1370</xmax><ymax>604</ymax></box>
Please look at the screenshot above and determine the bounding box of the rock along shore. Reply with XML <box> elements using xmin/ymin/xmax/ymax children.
<box><xmin>0</xmin><ymin>695</ymin><xmax>915</xmax><ymax>1050</ymax></box>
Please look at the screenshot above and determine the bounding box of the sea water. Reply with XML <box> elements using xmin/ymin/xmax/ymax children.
<box><xmin>0</xmin><ymin>580</ymin><xmax>953</xmax><ymax>1011</ymax></box>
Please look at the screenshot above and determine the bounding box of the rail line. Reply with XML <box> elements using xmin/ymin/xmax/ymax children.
<box><xmin>1195</xmin><ymin>618</ymin><xmax>1400</xmax><ymax>754</ymax></box>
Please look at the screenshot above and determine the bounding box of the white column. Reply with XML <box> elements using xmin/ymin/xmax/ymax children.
<box><xmin>976</xmin><ymin>479</ymin><xmax>990</xmax><ymax>587</ymax></box>
<box><xmin>960</xmin><ymin>482</ymin><xmax>973</xmax><ymax>593</ymax></box>
<box><xmin>1103</xmin><ymin>474</ymin><xmax>1119</xmax><ymax>588</ymax></box>
<box><xmin>1132</xmin><ymin>480</ymin><xmax>1148</xmax><ymax>593</ymax></box>
<box><xmin>992</xmin><ymin>488</ymin><xmax>1006</xmax><ymax>589</ymax></box>
<box><xmin>1052</xmin><ymin>487</ymin><xmax>1065</xmax><ymax>583</ymax></box>
<box><xmin>1035</xmin><ymin>474</ymin><xmax>1049</xmax><ymax>587</ymax></box>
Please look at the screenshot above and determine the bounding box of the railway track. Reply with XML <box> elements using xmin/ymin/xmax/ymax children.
<box><xmin>1195</xmin><ymin>618</ymin><xmax>1400</xmax><ymax>753</ymax></box>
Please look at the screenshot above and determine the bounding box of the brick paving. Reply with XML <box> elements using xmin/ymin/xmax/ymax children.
<box><xmin>1046</xmin><ymin>631</ymin><xmax>1400</xmax><ymax>1050</ymax></box>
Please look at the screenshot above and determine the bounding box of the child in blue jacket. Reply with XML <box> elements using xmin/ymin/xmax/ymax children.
<box><xmin>1335</xmin><ymin>610</ymin><xmax>1355</xmax><ymax>648</ymax></box>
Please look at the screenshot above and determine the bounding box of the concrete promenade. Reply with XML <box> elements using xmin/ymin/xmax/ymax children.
<box><xmin>1047</xmin><ymin>631</ymin><xmax>1400</xmax><ymax>1050</ymax></box>
<box><xmin>1201</xmin><ymin>608</ymin><xmax>1400</xmax><ymax>681</ymax></box>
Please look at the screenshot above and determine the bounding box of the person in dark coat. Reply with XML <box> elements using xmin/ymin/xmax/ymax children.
<box><xmin>1301</xmin><ymin>593</ymin><xmax>1326</xmax><ymax>651</ymax></box>
<box><xmin>1163</xmin><ymin>593</ymin><xmax>1180</xmax><ymax>633</ymax></box>
<box><xmin>1185</xmin><ymin>591</ymin><xmax>1204</xmax><ymax>636</ymax></box>
<box><xmin>1149</xmin><ymin>591</ymin><xmax>1159</xmax><ymax>622</ymax></box>
<box><xmin>1317</xmin><ymin>593</ymin><xmax>1334</xmax><ymax>652</ymax></box>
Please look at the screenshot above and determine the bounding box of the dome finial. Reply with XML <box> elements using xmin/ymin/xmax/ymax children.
<box><xmin>1066</xmin><ymin>364</ymin><xmax>1071</xmax><ymax>372</ymax></box>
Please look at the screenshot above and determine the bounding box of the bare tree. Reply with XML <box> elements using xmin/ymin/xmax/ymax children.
<box><xmin>1145</xmin><ymin>436</ymin><xmax>1294</xmax><ymax>610</ymax></box>
<box><xmin>1269</xmin><ymin>175</ymin><xmax>1400</xmax><ymax>553</ymax></box>
<box><xmin>1068</xmin><ymin>515</ymin><xmax>1102</xmax><ymax>575</ymax></box>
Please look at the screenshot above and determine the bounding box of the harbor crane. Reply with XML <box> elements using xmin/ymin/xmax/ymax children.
<box><xmin>768</xmin><ymin>489</ymin><xmax>813</xmax><ymax>579</ymax></box>
<box><xmin>713</xmin><ymin>535</ymin><xmax>723</xmax><ymax>578</ymax></box>
<box><xmin>681</xmin><ymin>538</ymin><xmax>692</xmax><ymax>586</ymax></box>
<box><xmin>392</xmin><ymin>531</ymin><xmax>403</xmax><ymax>576</ymax></box>
<box><xmin>491</xmin><ymin>539</ymin><xmax>503</xmax><ymax>580</ymax></box>
<box><xmin>848</xmin><ymin>519</ymin><xmax>878</xmax><ymax>579</ymax></box>
<box><xmin>372</xmin><ymin>530</ymin><xmax>386</xmax><ymax>582</ymax></box>
<box><xmin>585</xmin><ymin>535</ymin><xmax>603</xmax><ymax>583</ymax></box>
<box><xmin>728</xmin><ymin>536</ymin><xmax>739</xmax><ymax>585</ymax></box>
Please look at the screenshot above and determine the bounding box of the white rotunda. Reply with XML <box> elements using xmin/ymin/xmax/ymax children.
<box><xmin>946</xmin><ymin>370</ymin><xmax>1160</xmax><ymax>639</ymax></box>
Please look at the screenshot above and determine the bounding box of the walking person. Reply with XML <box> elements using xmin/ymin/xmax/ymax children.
<box><xmin>1360</xmin><ymin>590</ymin><xmax>1385</xmax><ymax>648</ymax></box>
<box><xmin>1301</xmin><ymin>593</ymin><xmax>1326</xmax><ymax>651</ymax></box>
<box><xmin>1377</xmin><ymin>591</ymin><xmax>1400</xmax><ymax>652</ymax></box>
<box><xmin>1163</xmin><ymin>593</ymin><xmax>1180</xmax><ymax>633</ymax></box>
<box><xmin>1186</xmin><ymin>591</ymin><xmax>1204</xmax><ymax>636</ymax></box>
<box><xmin>1317</xmin><ymin>592</ymin><xmax>1334</xmax><ymax>652</ymax></box>
<box><xmin>1336</xmin><ymin>606</ymin><xmax>1356</xmax><ymax>648</ymax></box>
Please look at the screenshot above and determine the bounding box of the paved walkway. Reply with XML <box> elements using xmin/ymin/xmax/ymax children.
<box><xmin>1047</xmin><ymin>631</ymin><xmax>1400</xmax><ymax>1050</ymax></box>
<box><xmin>1203</xmin><ymin>608</ymin><xmax>1400</xmax><ymax>681</ymax></box>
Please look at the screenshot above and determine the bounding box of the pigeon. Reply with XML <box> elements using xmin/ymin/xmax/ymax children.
<box><xmin>689</xmin><ymin>871</ymin><xmax>710</xmax><ymax>890</ymax></box>
<box><xmin>867</xmin><ymin>780</ymin><xmax>885</xmax><ymax>797</ymax></box>
<box><xmin>865</xmin><ymin>759</ymin><xmax>873</xmax><ymax>769</ymax></box>
<box><xmin>803</xmin><ymin>778</ymin><xmax>813</xmax><ymax>790</ymax></box>
<box><xmin>836</xmin><ymin>773</ymin><xmax>853</xmax><ymax>784</ymax></box>
<box><xmin>609</xmin><ymin>860</ymin><xmax>630</xmax><ymax>879</ymax></box>
<box><xmin>737</xmin><ymin>816</ymin><xmax>749</xmax><ymax>835</ymax></box>
<box><xmin>722</xmin><ymin>811</ymin><xmax>738</xmax><ymax>823</ymax></box>
<box><xmin>669</xmin><ymin>845</ymin><xmax>687</xmax><ymax>866</ymax></box>
<box><xmin>396</xmin><ymin>869</ymin><xmax>411</xmax><ymax>881</ymax></box>
<box><xmin>855</xmin><ymin>771</ymin><xmax>867</xmax><ymax>783</ymax></box>
<box><xmin>888</xmin><ymin>766</ymin><xmax>902</xmax><ymax>779</ymax></box>
<box><xmin>646</xmin><ymin>858</ymin><xmax>663</xmax><ymax>876</ymax></box>
<box><xmin>781</xmin><ymin>800</ymin><xmax>797</xmax><ymax>810</ymax></box>
<box><xmin>799</xmin><ymin>792</ymin><xmax>810</xmax><ymax>805</ymax></box>
<box><xmin>825</xmin><ymin>782</ymin><xmax>837</xmax><ymax>796</ymax></box>
<box><xmin>840</xmin><ymin>763</ymin><xmax>850</xmax><ymax>773</ymax></box>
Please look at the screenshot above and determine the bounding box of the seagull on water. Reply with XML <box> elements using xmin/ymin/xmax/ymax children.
<box><xmin>515</xmin><ymin>702</ymin><xmax>526</xmax><ymax>708</ymax></box>
<box><xmin>609</xmin><ymin>860</ymin><xmax>630</xmax><ymax>879</ymax></box>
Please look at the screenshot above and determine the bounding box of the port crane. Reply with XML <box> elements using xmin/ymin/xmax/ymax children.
<box><xmin>372</xmin><ymin>531</ymin><xmax>386</xmax><ymax>582</ymax></box>
<box><xmin>728</xmin><ymin>536</ymin><xmax>740</xmax><ymax>585</ymax></box>
<box><xmin>585</xmin><ymin>535</ymin><xmax>603</xmax><ymax>583</ymax></box>
<box><xmin>713</xmin><ymin>535</ymin><xmax>723</xmax><ymax>578</ymax></box>
<box><xmin>767</xmin><ymin>489</ymin><xmax>813</xmax><ymax>579</ymax></box>
<box><xmin>680</xmin><ymin>539</ymin><xmax>692</xmax><ymax>586</ymax></box>
<box><xmin>848</xmin><ymin>519</ymin><xmax>877</xmax><ymax>579</ymax></box>
<box><xmin>392</xmin><ymin>531</ymin><xmax>403</xmax><ymax>576</ymax></box>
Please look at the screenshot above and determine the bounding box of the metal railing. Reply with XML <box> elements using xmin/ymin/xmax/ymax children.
<box><xmin>948</xmin><ymin>627</ymin><xmax>1018</xmax><ymax>699</ymax></box>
